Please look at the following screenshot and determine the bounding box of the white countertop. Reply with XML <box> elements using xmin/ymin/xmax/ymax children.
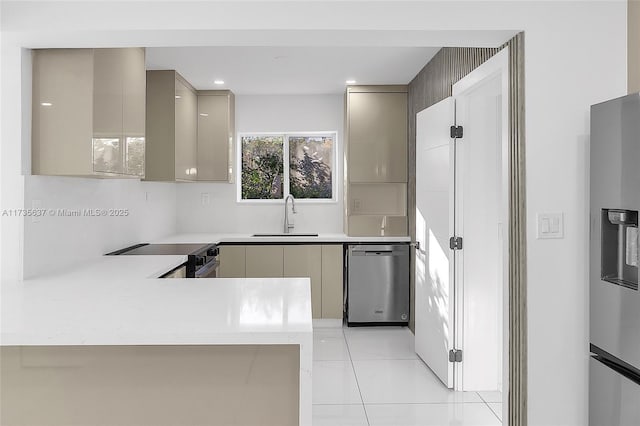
<box><xmin>0</xmin><ymin>232</ymin><xmax>405</xmax><ymax>347</ymax></box>
<box><xmin>1</xmin><ymin>255</ymin><xmax>312</xmax><ymax>347</ymax></box>
<box><xmin>153</xmin><ymin>232</ymin><xmax>411</xmax><ymax>244</ymax></box>
<box><xmin>1</xmin><ymin>254</ymin><xmax>315</xmax><ymax>425</ymax></box>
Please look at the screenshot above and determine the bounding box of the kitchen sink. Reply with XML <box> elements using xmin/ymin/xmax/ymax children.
<box><xmin>251</xmin><ymin>233</ymin><xmax>319</xmax><ymax>237</ymax></box>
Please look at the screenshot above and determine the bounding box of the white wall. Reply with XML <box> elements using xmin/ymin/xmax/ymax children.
<box><xmin>23</xmin><ymin>177</ymin><xmax>176</xmax><ymax>278</ymax></box>
<box><xmin>0</xmin><ymin>2</ymin><xmax>628</xmax><ymax>425</ymax></box>
<box><xmin>176</xmin><ymin>94</ymin><xmax>344</xmax><ymax>234</ymax></box>
<box><xmin>6</xmin><ymin>41</ymin><xmax>177</xmax><ymax>279</ymax></box>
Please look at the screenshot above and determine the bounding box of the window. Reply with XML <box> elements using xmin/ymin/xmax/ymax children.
<box><xmin>241</xmin><ymin>135</ymin><xmax>285</xmax><ymax>200</ymax></box>
<box><xmin>239</xmin><ymin>132</ymin><xmax>336</xmax><ymax>201</ymax></box>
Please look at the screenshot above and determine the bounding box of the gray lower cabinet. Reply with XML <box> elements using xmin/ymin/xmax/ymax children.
<box><xmin>245</xmin><ymin>246</ymin><xmax>284</xmax><ymax>278</ymax></box>
<box><xmin>284</xmin><ymin>245</ymin><xmax>322</xmax><ymax>318</ymax></box>
<box><xmin>218</xmin><ymin>244</ymin><xmax>344</xmax><ymax>319</ymax></box>
<box><xmin>321</xmin><ymin>245</ymin><xmax>344</xmax><ymax>319</ymax></box>
<box><xmin>218</xmin><ymin>245</ymin><xmax>246</xmax><ymax>278</ymax></box>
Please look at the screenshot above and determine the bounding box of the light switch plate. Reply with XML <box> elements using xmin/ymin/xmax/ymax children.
<box><xmin>201</xmin><ymin>193</ymin><xmax>210</xmax><ymax>206</ymax></box>
<box><xmin>537</xmin><ymin>212</ymin><xmax>564</xmax><ymax>239</ymax></box>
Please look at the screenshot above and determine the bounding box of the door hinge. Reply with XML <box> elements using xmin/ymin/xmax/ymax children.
<box><xmin>449</xmin><ymin>236</ymin><xmax>463</xmax><ymax>250</ymax></box>
<box><xmin>449</xmin><ymin>349</ymin><xmax>463</xmax><ymax>363</ymax></box>
<box><xmin>450</xmin><ymin>125</ymin><xmax>463</xmax><ymax>139</ymax></box>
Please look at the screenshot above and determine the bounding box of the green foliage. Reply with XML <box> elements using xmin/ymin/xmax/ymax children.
<box><xmin>241</xmin><ymin>136</ymin><xmax>284</xmax><ymax>199</ymax></box>
<box><xmin>290</xmin><ymin>151</ymin><xmax>332</xmax><ymax>199</ymax></box>
<box><xmin>241</xmin><ymin>134</ymin><xmax>333</xmax><ymax>200</ymax></box>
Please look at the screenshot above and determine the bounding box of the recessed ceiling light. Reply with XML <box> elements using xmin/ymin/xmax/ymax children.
<box><xmin>40</xmin><ymin>102</ymin><xmax>53</xmax><ymax>107</ymax></box>
<box><xmin>175</xmin><ymin>95</ymin><xmax>181</xmax><ymax>99</ymax></box>
<box><xmin>346</xmin><ymin>80</ymin><xmax>356</xmax><ymax>85</ymax></box>
<box><xmin>214</xmin><ymin>80</ymin><xmax>225</xmax><ymax>85</ymax></box>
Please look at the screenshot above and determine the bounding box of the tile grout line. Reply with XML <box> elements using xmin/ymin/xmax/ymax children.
<box><xmin>318</xmin><ymin>327</ymin><xmax>503</xmax><ymax>423</ymax></box>
<box><xmin>476</xmin><ymin>392</ymin><xmax>502</xmax><ymax>423</ymax></box>
<box><xmin>342</xmin><ymin>327</ymin><xmax>372</xmax><ymax>426</ymax></box>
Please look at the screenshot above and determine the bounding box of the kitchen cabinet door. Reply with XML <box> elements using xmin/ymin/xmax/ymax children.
<box><xmin>122</xmin><ymin>48</ymin><xmax>146</xmax><ymax>176</ymax></box>
<box><xmin>145</xmin><ymin>70</ymin><xmax>177</xmax><ymax>181</ymax></box>
<box><xmin>321</xmin><ymin>245</ymin><xmax>344</xmax><ymax>319</ymax></box>
<box><xmin>218</xmin><ymin>245</ymin><xmax>246</xmax><ymax>278</ymax></box>
<box><xmin>93</xmin><ymin>49</ymin><xmax>124</xmax><ymax>175</ymax></box>
<box><xmin>93</xmin><ymin>49</ymin><xmax>124</xmax><ymax>142</ymax></box>
<box><xmin>245</xmin><ymin>246</ymin><xmax>284</xmax><ymax>278</ymax></box>
<box><xmin>197</xmin><ymin>91</ymin><xmax>235</xmax><ymax>182</ymax></box>
<box><xmin>32</xmin><ymin>48</ymin><xmax>146</xmax><ymax>178</ymax></box>
<box><xmin>174</xmin><ymin>76</ymin><xmax>198</xmax><ymax>181</ymax></box>
<box><xmin>348</xmin><ymin>91</ymin><xmax>407</xmax><ymax>183</ymax></box>
<box><xmin>344</xmin><ymin>86</ymin><xmax>409</xmax><ymax>237</ymax></box>
<box><xmin>32</xmin><ymin>49</ymin><xmax>94</xmax><ymax>176</ymax></box>
<box><xmin>284</xmin><ymin>245</ymin><xmax>322</xmax><ymax>319</ymax></box>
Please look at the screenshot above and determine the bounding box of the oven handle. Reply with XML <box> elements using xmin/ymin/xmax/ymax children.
<box><xmin>195</xmin><ymin>258</ymin><xmax>220</xmax><ymax>278</ymax></box>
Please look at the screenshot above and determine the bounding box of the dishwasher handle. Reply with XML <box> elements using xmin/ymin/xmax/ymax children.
<box><xmin>351</xmin><ymin>250</ymin><xmax>395</xmax><ymax>256</ymax></box>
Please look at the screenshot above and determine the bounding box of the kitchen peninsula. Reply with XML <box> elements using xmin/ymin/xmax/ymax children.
<box><xmin>0</xmin><ymin>254</ymin><xmax>312</xmax><ymax>426</ymax></box>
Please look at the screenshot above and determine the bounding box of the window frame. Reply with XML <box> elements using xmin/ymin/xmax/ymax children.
<box><xmin>236</xmin><ymin>131</ymin><xmax>338</xmax><ymax>204</ymax></box>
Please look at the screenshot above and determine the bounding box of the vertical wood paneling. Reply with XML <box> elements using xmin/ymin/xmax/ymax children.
<box><xmin>407</xmin><ymin>33</ymin><xmax>527</xmax><ymax>426</ymax></box>
<box><xmin>507</xmin><ymin>32</ymin><xmax>527</xmax><ymax>426</ymax></box>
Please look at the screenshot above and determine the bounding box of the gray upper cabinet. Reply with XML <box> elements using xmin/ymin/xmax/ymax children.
<box><xmin>174</xmin><ymin>76</ymin><xmax>198</xmax><ymax>181</ymax></box>
<box><xmin>344</xmin><ymin>85</ymin><xmax>409</xmax><ymax>237</ymax></box>
<box><xmin>32</xmin><ymin>48</ymin><xmax>146</xmax><ymax>177</ymax></box>
<box><xmin>347</xmin><ymin>86</ymin><xmax>408</xmax><ymax>183</ymax></box>
<box><xmin>145</xmin><ymin>70</ymin><xmax>198</xmax><ymax>182</ymax></box>
<box><xmin>197</xmin><ymin>91</ymin><xmax>235</xmax><ymax>182</ymax></box>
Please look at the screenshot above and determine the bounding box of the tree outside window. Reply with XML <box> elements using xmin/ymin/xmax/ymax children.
<box><xmin>240</xmin><ymin>133</ymin><xmax>335</xmax><ymax>201</ymax></box>
<box><xmin>241</xmin><ymin>135</ymin><xmax>284</xmax><ymax>199</ymax></box>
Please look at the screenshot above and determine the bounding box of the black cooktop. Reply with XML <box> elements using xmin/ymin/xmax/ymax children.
<box><xmin>107</xmin><ymin>243</ymin><xmax>214</xmax><ymax>256</ymax></box>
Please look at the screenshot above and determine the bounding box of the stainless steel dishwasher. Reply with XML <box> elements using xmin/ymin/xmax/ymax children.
<box><xmin>346</xmin><ymin>244</ymin><xmax>410</xmax><ymax>325</ymax></box>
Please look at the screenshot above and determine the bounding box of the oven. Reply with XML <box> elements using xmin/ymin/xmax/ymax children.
<box><xmin>193</xmin><ymin>246</ymin><xmax>219</xmax><ymax>278</ymax></box>
<box><xmin>107</xmin><ymin>243</ymin><xmax>219</xmax><ymax>278</ymax></box>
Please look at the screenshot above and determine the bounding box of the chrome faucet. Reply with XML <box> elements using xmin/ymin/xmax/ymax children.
<box><xmin>283</xmin><ymin>194</ymin><xmax>296</xmax><ymax>233</ymax></box>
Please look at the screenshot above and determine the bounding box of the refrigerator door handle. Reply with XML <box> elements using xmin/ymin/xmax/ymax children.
<box><xmin>591</xmin><ymin>344</ymin><xmax>640</xmax><ymax>386</ymax></box>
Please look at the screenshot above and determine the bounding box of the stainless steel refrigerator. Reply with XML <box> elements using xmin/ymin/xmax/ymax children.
<box><xmin>589</xmin><ymin>93</ymin><xmax>640</xmax><ymax>426</ymax></box>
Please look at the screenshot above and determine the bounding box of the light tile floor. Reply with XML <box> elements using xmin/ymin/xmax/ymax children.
<box><xmin>312</xmin><ymin>326</ymin><xmax>502</xmax><ymax>426</ymax></box>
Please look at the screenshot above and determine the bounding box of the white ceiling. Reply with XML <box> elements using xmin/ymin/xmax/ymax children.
<box><xmin>145</xmin><ymin>46</ymin><xmax>440</xmax><ymax>95</ymax></box>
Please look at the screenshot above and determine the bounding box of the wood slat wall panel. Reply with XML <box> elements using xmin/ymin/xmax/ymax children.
<box><xmin>507</xmin><ymin>32</ymin><xmax>527</xmax><ymax>426</ymax></box>
<box><xmin>407</xmin><ymin>33</ymin><xmax>526</xmax><ymax>426</ymax></box>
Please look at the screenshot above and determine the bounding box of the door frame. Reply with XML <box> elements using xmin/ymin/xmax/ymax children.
<box><xmin>410</xmin><ymin>34</ymin><xmax>527</xmax><ymax>426</ymax></box>
<box><xmin>451</xmin><ymin>48</ymin><xmax>510</xmax><ymax>398</ymax></box>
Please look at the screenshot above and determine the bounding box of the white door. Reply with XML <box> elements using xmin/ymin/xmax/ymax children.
<box><xmin>452</xmin><ymin>50</ymin><xmax>509</xmax><ymax>392</ymax></box>
<box><xmin>415</xmin><ymin>50</ymin><xmax>509</xmax><ymax>393</ymax></box>
<box><xmin>415</xmin><ymin>97</ymin><xmax>456</xmax><ymax>388</ymax></box>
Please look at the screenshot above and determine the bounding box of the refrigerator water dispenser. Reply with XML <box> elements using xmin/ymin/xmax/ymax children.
<box><xmin>601</xmin><ymin>209</ymin><xmax>639</xmax><ymax>290</ymax></box>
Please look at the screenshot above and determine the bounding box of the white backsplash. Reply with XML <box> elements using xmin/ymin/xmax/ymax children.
<box><xmin>23</xmin><ymin>175</ymin><xmax>177</xmax><ymax>278</ymax></box>
<box><xmin>176</xmin><ymin>182</ymin><xmax>343</xmax><ymax>234</ymax></box>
